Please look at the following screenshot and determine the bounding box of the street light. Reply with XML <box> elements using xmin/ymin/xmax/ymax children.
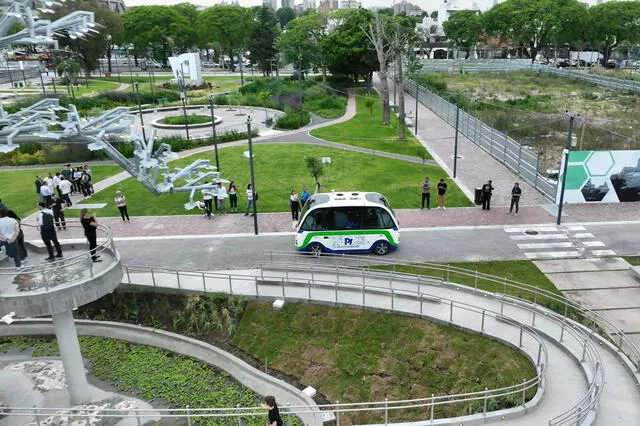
<box><xmin>179</xmin><ymin>63</ymin><xmax>190</xmax><ymax>141</ymax></box>
<box><xmin>247</xmin><ymin>116</ymin><xmax>258</xmax><ymax>235</ymax></box>
<box><xmin>133</xmin><ymin>81</ymin><xmax>147</xmax><ymax>142</ymax></box>
<box><xmin>208</xmin><ymin>94</ymin><xmax>219</xmax><ymax>172</ymax></box>
<box><xmin>556</xmin><ymin>113</ymin><xmax>575</xmax><ymax>225</ymax></box>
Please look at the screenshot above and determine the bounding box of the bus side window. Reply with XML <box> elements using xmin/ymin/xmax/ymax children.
<box><xmin>376</xmin><ymin>208</ymin><xmax>394</xmax><ymax>228</ymax></box>
<box><xmin>301</xmin><ymin>211</ymin><xmax>317</xmax><ymax>231</ymax></box>
<box><xmin>364</xmin><ymin>208</ymin><xmax>380</xmax><ymax>229</ymax></box>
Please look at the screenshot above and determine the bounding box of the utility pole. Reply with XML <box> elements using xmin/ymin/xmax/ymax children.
<box><xmin>453</xmin><ymin>106</ymin><xmax>460</xmax><ymax>178</ymax></box>
<box><xmin>414</xmin><ymin>79</ymin><xmax>419</xmax><ymax>135</ymax></box>
<box><xmin>208</xmin><ymin>95</ymin><xmax>219</xmax><ymax>172</ymax></box>
<box><xmin>247</xmin><ymin>116</ymin><xmax>258</xmax><ymax>235</ymax></box>
<box><xmin>557</xmin><ymin>114</ymin><xmax>575</xmax><ymax>225</ymax></box>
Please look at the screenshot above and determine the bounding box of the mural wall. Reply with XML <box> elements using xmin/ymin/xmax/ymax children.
<box><xmin>558</xmin><ymin>150</ymin><xmax>640</xmax><ymax>203</ymax></box>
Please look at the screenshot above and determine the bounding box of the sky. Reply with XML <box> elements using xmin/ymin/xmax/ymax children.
<box><xmin>123</xmin><ymin>0</ymin><xmax>605</xmax><ymax>11</ymax></box>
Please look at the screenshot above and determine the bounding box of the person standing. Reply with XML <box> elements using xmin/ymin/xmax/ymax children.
<box><xmin>228</xmin><ymin>182</ymin><xmax>238</xmax><ymax>213</ymax></box>
<box><xmin>211</xmin><ymin>181</ymin><xmax>219</xmax><ymax>212</ymax></box>
<box><xmin>481</xmin><ymin>179</ymin><xmax>494</xmax><ymax>211</ymax></box>
<box><xmin>37</xmin><ymin>201</ymin><xmax>62</xmax><ymax>261</ymax></box>
<box><xmin>39</xmin><ymin>180</ymin><xmax>53</xmax><ymax>206</ymax></box>
<box><xmin>73</xmin><ymin>167</ymin><xmax>83</xmax><ymax>194</ymax></box>
<box><xmin>7</xmin><ymin>209</ymin><xmax>27</xmax><ymax>262</ymax></box>
<box><xmin>508</xmin><ymin>182</ymin><xmax>522</xmax><ymax>216</ymax></box>
<box><xmin>83</xmin><ymin>165</ymin><xmax>94</xmax><ymax>194</ymax></box>
<box><xmin>202</xmin><ymin>185</ymin><xmax>213</xmax><ymax>219</ymax></box>
<box><xmin>80</xmin><ymin>208</ymin><xmax>101</xmax><ymax>262</ymax></box>
<box><xmin>300</xmin><ymin>186</ymin><xmax>311</xmax><ymax>207</ymax></box>
<box><xmin>51</xmin><ymin>194</ymin><xmax>66</xmax><ymax>231</ymax></box>
<box><xmin>290</xmin><ymin>189</ymin><xmax>300</xmax><ymax>221</ymax></box>
<box><xmin>216</xmin><ymin>181</ymin><xmax>227</xmax><ymax>213</ymax></box>
<box><xmin>437</xmin><ymin>178</ymin><xmax>448</xmax><ymax>209</ymax></box>
<box><xmin>61</xmin><ymin>164</ymin><xmax>73</xmax><ymax>190</ymax></box>
<box><xmin>114</xmin><ymin>191</ymin><xmax>130</xmax><ymax>222</ymax></box>
<box><xmin>0</xmin><ymin>207</ymin><xmax>23</xmax><ymax>267</ymax></box>
<box><xmin>245</xmin><ymin>184</ymin><xmax>255</xmax><ymax>216</ymax></box>
<box><xmin>261</xmin><ymin>396</ymin><xmax>283</xmax><ymax>426</ymax></box>
<box><xmin>420</xmin><ymin>177</ymin><xmax>431</xmax><ymax>209</ymax></box>
<box><xmin>53</xmin><ymin>172</ymin><xmax>62</xmax><ymax>198</ymax></box>
<box><xmin>35</xmin><ymin>175</ymin><xmax>44</xmax><ymax>203</ymax></box>
<box><xmin>59</xmin><ymin>176</ymin><xmax>73</xmax><ymax>207</ymax></box>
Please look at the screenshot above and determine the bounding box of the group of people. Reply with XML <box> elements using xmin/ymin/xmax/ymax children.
<box><xmin>36</xmin><ymin>164</ymin><xmax>95</xmax><ymax>207</ymax></box>
<box><xmin>201</xmin><ymin>181</ymin><xmax>238</xmax><ymax>219</ymax></box>
<box><xmin>288</xmin><ymin>186</ymin><xmax>311</xmax><ymax>221</ymax></box>
<box><xmin>420</xmin><ymin>177</ymin><xmax>449</xmax><ymax>209</ymax></box>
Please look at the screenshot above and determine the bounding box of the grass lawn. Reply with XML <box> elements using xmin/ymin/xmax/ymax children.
<box><xmin>589</xmin><ymin>68</ymin><xmax>640</xmax><ymax>82</ymax></box>
<box><xmin>0</xmin><ymin>165</ymin><xmax>123</xmax><ymax>218</ymax></box>
<box><xmin>234</xmin><ymin>302</ymin><xmax>536</xmax><ymax>424</ymax></box>
<box><xmin>86</xmin><ymin>143</ymin><xmax>472</xmax><ymax>216</ymax></box>
<box><xmin>625</xmin><ymin>257</ymin><xmax>640</xmax><ymax>266</ymax></box>
<box><xmin>1</xmin><ymin>79</ymin><xmax>121</xmax><ymax>97</ymax></box>
<box><xmin>309</xmin><ymin>90</ymin><xmax>431</xmax><ymax>159</ymax></box>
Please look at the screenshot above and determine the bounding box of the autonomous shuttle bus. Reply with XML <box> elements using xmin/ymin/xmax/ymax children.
<box><xmin>295</xmin><ymin>191</ymin><xmax>400</xmax><ymax>255</ymax></box>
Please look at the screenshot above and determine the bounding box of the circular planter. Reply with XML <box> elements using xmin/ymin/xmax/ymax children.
<box><xmin>151</xmin><ymin>114</ymin><xmax>222</xmax><ymax>130</ymax></box>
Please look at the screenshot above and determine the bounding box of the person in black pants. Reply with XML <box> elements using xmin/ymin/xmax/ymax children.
<box><xmin>290</xmin><ymin>189</ymin><xmax>300</xmax><ymax>221</ymax></box>
<box><xmin>37</xmin><ymin>202</ymin><xmax>62</xmax><ymax>261</ymax></box>
<box><xmin>51</xmin><ymin>194</ymin><xmax>66</xmax><ymax>230</ymax></box>
<box><xmin>80</xmin><ymin>208</ymin><xmax>102</xmax><ymax>262</ymax></box>
<box><xmin>420</xmin><ymin>177</ymin><xmax>431</xmax><ymax>209</ymax></box>
<box><xmin>508</xmin><ymin>182</ymin><xmax>522</xmax><ymax>216</ymax></box>
<box><xmin>481</xmin><ymin>179</ymin><xmax>494</xmax><ymax>210</ymax></box>
<box><xmin>261</xmin><ymin>395</ymin><xmax>283</xmax><ymax>426</ymax></box>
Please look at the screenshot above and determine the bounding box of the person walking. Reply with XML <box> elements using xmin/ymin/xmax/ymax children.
<box><xmin>0</xmin><ymin>207</ymin><xmax>23</xmax><ymax>267</ymax></box>
<box><xmin>61</xmin><ymin>164</ymin><xmax>73</xmax><ymax>190</ymax></box>
<box><xmin>437</xmin><ymin>178</ymin><xmax>448</xmax><ymax>209</ymax></box>
<box><xmin>51</xmin><ymin>194</ymin><xmax>66</xmax><ymax>231</ymax></box>
<box><xmin>290</xmin><ymin>189</ymin><xmax>300</xmax><ymax>221</ymax></box>
<box><xmin>216</xmin><ymin>181</ymin><xmax>227</xmax><ymax>213</ymax></box>
<box><xmin>7</xmin><ymin>209</ymin><xmax>27</xmax><ymax>262</ymax></box>
<box><xmin>59</xmin><ymin>176</ymin><xmax>73</xmax><ymax>207</ymax></box>
<box><xmin>420</xmin><ymin>177</ymin><xmax>431</xmax><ymax>209</ymax></box>
<box><xmin>80</xmin><ymin>208</ymin><xmax>101</xmax><ymax>262</ymax></box>
<box><xmin>39</xmin><ymin>181</ymin><xmax>53</xmax><ymax>206</ymax></box>
<box><xmin>481</xmin><ymin>179</ymin><xmax>494</xmax><ymax>210</ymax></box>
<box><xmin>114</xmin><ymin>191</ymin><xmax>130</xmax><ymax>222</ymax></box>
<box><xmin>261</xmin><ymin>396</ymin><xmax>283</xmax><ymax>426</ymax></box>
<box><xmin>228</xmin><ymin>182</ymin><xmax>238</xmax><ymax>212</ymax></box>
<box><xmin>73</xmin><ymin>167</ymin><xmax>83</xmax><ymax>194</ymax></box>
<box><xmin>37</xmin><ymin>201</ymin><xmax>62</xmax><ymax>261</ymax></box>
<box><xmin>202</xmin><ymin>185</ymin><xmax>213</xmax><ymax>219</ymax></box>
<box><xmin>53</xmin><ymin>172</ymin><xmax>62</xmax><ymax>198</ymax></box>
<box><xmin>508</xmin><ymin>182</ymin><xmax>522</xmax><ymax>216</ymax></box>
<box><xmin>245</xmin><ymin>184</ymin><xmax>255</xmax><ymax>216</ymax></box>
<box><xmin>300</xmin><ymin>186</ymin><xmax>311</xmax><ymax>207</ymax></box>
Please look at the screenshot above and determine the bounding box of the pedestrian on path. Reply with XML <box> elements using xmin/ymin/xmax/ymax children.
<box><xmin>202</xmin><ymin>185</ymin><xmax>213</xmax><ymax>219</ymax></box>
<box><xmin>115</xmin><ymin>191</ymin><xmax>130</xmax><ymax>222</ymax></box>
<box><xmin>420</xmin><ymin>177</ymin><xmax>431</xmax><ymax>209</ymax></box>
<box><xmin>300</xmin><ymin>186</ymin><xmax>311</xmax><ymax>207</ymax></box>
<box><xmin>508</xmin><ymin>182</ymin><xmax>522</xmax><ymax>216</ymax></box>
<box><xmin>40</xmin><ymin>180</ymin><xmax>53</xmax><ymax>206</ymax></box>
<box><xmin>261</xmin><ymin>395</ymin><xmax>283</xmax><ymax>426</ymax></box>
<box><xmin>0</xmin><ymin>207</ymin><xmax>23</xmax><ymax>267</ymax></box>
<box><xmin>245</xmin><ymin>184</ymin><xmax>255</xmax><ymax>216</ymax></box>
<box><xmin>7</xmin><ymin>209</ymin><xmax>27</xmax><ymax>261</ymax></box>
<box><xmin>37</xmin><ymin>201</ymin><xmax>62</xmax><ymax>261</ymax></box>
<box><xmin>481</xmin><ymin>180</ymin><xmax>494</xmax><ymax>210</ymax></box>
<box><xmin>35</xmin><ymin>176</ymin><xmax>44</xmax><ymax>203</ymax></box>
<box><xmin>59</xmin><ymin>176</ymin><xmax>73</xmax><ymax>206</ymax></box>
<box><xmin>228</xmin><ymin>182</ymin><xmax>238</xmax><ymax>212</ymax></box>
<box><xmin>437</xmin><ymin>179</ymin><xmax>448</xmax><ymax>209</ymax></box>
<box><xmin>80</xmin><ymin>208</ymin><xmax>101</xmax><ymax>262</ymax></box>
<box><xmin>51</xmin><ymin>194</ymin><xmax>66</xmax><ymax>230</ymax></box>
<box><xmin>290</xmin><ymin>189</ymin><xmax>300</xmax><ymax>221</ymax></box>
<box><xmin>217</xmin><ymin>181</ymin><xmax>227</xmax><ymax>213</ymax></box>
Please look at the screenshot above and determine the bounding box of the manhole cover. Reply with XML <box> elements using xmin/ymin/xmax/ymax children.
<box><xmin>525</xmin><ymin>230</ymin><xmax>539</xmax><ymax>235</ymax></box>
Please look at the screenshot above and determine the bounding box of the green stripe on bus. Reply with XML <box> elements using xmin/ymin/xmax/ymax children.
<box><xmin>298</xmin><ymin>230</ymin><xmax>399</xmax><ymax>249</ymax></box>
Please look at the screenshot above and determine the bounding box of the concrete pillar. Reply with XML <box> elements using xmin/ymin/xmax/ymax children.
<box><xmin>52</xmin><ymin>310</ymin><xmax>90</xmax><ymax>405</ymax></box>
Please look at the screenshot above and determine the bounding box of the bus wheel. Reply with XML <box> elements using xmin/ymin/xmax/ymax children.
<box><xmin>372</xmin><ymin>241</ymin><xmax>390</xmax><ymax>255</ymax></box>
<box><xmin>308</xmin><ymin>243</ymin><xmax>324</xmax><ymax>256</ymax></box>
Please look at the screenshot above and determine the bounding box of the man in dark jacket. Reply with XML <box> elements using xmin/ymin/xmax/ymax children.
<box><xmin>481</xmin><ymin>180</ymin><xmax>494</xmax><ymax>210</ymax></box>
<box><xmin>37</xmin><ymin>202</ymin><xmax>63</xmax><ymax>261</ymax></box>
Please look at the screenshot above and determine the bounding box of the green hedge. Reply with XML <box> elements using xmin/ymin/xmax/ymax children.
<box><xmin>274</xmin><ymin>107</ymin><xmax>311</xmax><ymax>129</ymax></box>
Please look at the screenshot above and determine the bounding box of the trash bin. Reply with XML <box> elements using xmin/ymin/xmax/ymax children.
<box><xmin>104</xmin><ymin>72</ymin><xmax>112</xmax><ymax>77</ymax></box>
<box><xmin>390</xmin><ymin>104</ymin><xmax>399</xmax><ymax>113</ymax></box>
<box><xmin>474</xmin><ymin>188</ymin><xmax>483</xmax><ymax>205</ymax></box>
<box><xmin>162</xmin><ymin>97</ymin><xmax>168</xmax><ymax>104</ymax></box>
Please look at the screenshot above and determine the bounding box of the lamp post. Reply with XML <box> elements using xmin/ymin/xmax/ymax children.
<box><xmin>179</xmin><ymin>63</ymin><xmax>190</xmax><ymax>141</ymax></box>
<box><xmin>208</xmin><ymin>94</ymin><xmax>219</xmax><ymax>172</ymax></box>
<box><xmin>247</xmin><ymin>116</ymin><xmax>258</xmax><ymax>235</ymax></box>
<box><xmin>414</xmin><ymin>79</ymin><xmax>419</xmax><ymax>135</ymax></box>
<box><xmin>556</xmin><ymin>114</ymin><xmax>575</xmax><ymax>225</ymax></box>
<box><xmin>133</xmin><ymin>81</ymin><xmax>146</xmax><ymax>142</ymax></box>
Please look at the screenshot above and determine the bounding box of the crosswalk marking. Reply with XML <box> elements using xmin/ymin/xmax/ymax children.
<box><xmin>582</xmin><ymin>241</ymin><xmax>606</xmax><ymax>248</ymax></box>
<box><xmin>590</xmin><ymin>249</ymin><xmax>616</xmax><ymax>256</ymax></box>
<box><xmin>511</xmin><ymin>234</ymin><xmax>569</xmax><ymax>241</ymax></box>
<box><xmin>573</xmin><ymin>233</ymin><xmax>595</xmax><ymax>239</ymax></box>
<box><xmin>566</xmin><ymin>225</ymin><xmax>586</xmax><ymax>231</ymax></box>
<box><xmin>505</xmin><ymin>227</ymin><xmax>561</xmax><ymax>233</ymax></box>
<box><xmin>525</xmin><ymin>251</ymin><xmax>580</xmax><ymax>259</ymax></box>
<box><xmin>517</xmin><ymin>242</ymin><xmax>575</xmax><ymax>249</ymax></box>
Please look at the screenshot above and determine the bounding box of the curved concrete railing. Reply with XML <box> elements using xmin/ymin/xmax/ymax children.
<box><xmin>0</xmin><ymin>224</ymin><xmax>122</xmax><ymax>317</ymax></box>
<box><xmin>151</xmin><ymin>113</ymin><xmax>222</xmax><ymax>130</ymax></box>
<box><xmin>0</xmin><ymin>318</ymin><xmax>324</xmax><ymax>425</ymax></box>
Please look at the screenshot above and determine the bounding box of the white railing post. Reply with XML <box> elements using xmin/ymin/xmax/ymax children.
<box><xmin>202</xmin><ymin>272</ymin><xmax>206</xmax><ymax>293</ymax></box>
<box><xmin>521</xmin><ymin>379</ymin><xmax>526</xmax><ymax>407</ymax></box>
<box><xmin>519</xmin><ymin>325</ymin><xmax>523</xmax><ymax>347</ymax></box>
<box><xmin>135</xmin><ymin>409</ymin><xmax>142</xmax><ymax>426</ymax></box>
<box><xmin>537</xmin><ymin>344</ymin><xmax>542</xmax><ymax>366</ymax></box>
<box><xmin>483</xmin><ymin>388</ymin><xmax>488</xmax><ymax>414</ymax></box>
<box><xmin>34</xmin><ymin>404</ymin><xmax>41</xmax><ymax>426</ymax></box>
<box><xmin>384</xmin><ymin>398</ymin><xmax>388</xmax><ymax>425</ymax></box>
<box><xmin>176</xmin><ymin>270</ymin><xmax>181</xmax><ymax>289</ymax></box>
<box><xmin>186</xmin><ymin>405</ymin><xmax>192</xmax><ymax>426</ymax></box>
<box><xmin>151</xmin><ymin>268</ymin><xmax>156</xmax><ymax>287</ymax></box>
<box><xmin>430</xmin><ymin>394</ymin><xmax>435</xmax><ymax>421</ymax></box>
<box><xmin>237</xmin><ymin>404</ymin><xmax>242</xmax><ymax>426</ymax></box>
<box><xmin>229</xmin><ymin>275</ymin><xmax>233</xmax><ymax>294</ymax></box>
<box><xmin>336</xmin><ymin>400</ymin><xmax>340</xmax><ymax>426</ymax></box>
<box><xmin>481</xmin><ymin>310</ymin><xmax>485</xmax><ymax>332</ymax></box>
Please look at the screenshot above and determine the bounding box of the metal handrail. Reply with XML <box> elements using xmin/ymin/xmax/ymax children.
<box><xmin>0</xmin><ymin>223</ymin><xmax>115</xmax><ymax>292</ymax></box>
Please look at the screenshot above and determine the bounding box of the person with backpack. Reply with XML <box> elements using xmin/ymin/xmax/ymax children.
<box><xmin>37</xmin><ymin>201</ymin><xmax>62</xmax><ymax>261</ymax></box>
<box><xmin>51</xmin><ymin>194</ymin><xmax>66</xmax><ymax>230</ymax></box>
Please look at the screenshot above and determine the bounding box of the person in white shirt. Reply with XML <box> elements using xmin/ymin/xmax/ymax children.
<box><xmin>52</xmin><ymin>172</ymin><xmax>62</xmax><ymax>198</ymax></box>
<box><xmin>216</xmin><ymin>181</ymin><xmax>227</xmax><ymax>213</ymax></box>
<box><xmin>202</xmin><ymin>185</ymin><xmax>213</xmax><ymax>219</ymax></box>
<box><xmin>59</xmin><ymin>176</ymin><xmax>73</xmax><ymax>206</ymax></box>
<box><xmin>245</xmin><ymin>184</ymin><xmax>255</xmax><ymax>216</ymax></box>
<box><xmin>0</xmin><ymin>207</ymin><xmax>23</xmax><ymax>267</ymax></box>
<box><xmin>114</xmin><ymin>191</ymin><xmax>130</xmax><ymax>222</ymax></box>
<box><xmin>40</xmin><ymin>182</ymin><xmax>53</xmax><ymax>206</ymax></box>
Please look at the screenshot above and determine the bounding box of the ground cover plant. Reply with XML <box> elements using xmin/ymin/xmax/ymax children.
<box><xmin>160</xmin><ymin>114</ymin><xmax>213</xmax><ymax>125</ymax></box>
<box><xmin>415</xmin><ymin>71</ymin><xmax>640</xmax><ymax>171</ymax></box>
<box><xmin>86</xmin><ymin>143</ymin><xmax>472</xmax><ymax>216</ymax></box>
<box><xmin>0</xmin><ymin>336</ymin><xmax>286</xmax><ymax>426</ymax></box>
<box><xmin>0</xmin><ymin>164</ymin><xmax>122</xmax><ymax>218</ymax></box>
<box><xmin>625</xmin><ymin>256</ymin><xmax>640</xmax><ymax>266</ymax></box>
<box><xmin>309</xmin><ymin>90</ymin><xmax>430</xmax><ymax>159</ymax></box>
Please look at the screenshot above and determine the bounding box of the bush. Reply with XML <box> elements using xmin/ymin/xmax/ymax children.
<box><xmin>417</xmin><ymin>74</ymin><xmax>448</xmax><ymax>92</ymax></box>
<box><xmin>213</xmin><ymin>94</ymin><xmax>229</xmax><ymax>105</ymax></box>
<box><xmin>161</xmin><ymin>114</ymin><xmax>211</xmax><ymax>125</ymax></box>
<box><xmin>275</xmin><ymin>107</ymin><xmax>311</xmax><ymax>130</ymax></box>
<box><xmin>304</xmin><ymin>85</ymin><xmax>326</xmax><ymax>99</ymax></box>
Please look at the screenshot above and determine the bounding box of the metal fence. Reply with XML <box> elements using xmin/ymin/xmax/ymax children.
<box><xmin>418</xmin><ymin>59</ymin><xmax>640</xmax><ymax>94</ymax></box>
<box><xmin>405</xmin><ymin>79</ymin><xmax>557</xmax><ymax>200</ymax></box>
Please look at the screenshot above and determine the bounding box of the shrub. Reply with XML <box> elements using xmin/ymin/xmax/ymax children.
<box><xmin>304</xmin><ymin>85</ymin><xmax>326</xmax><ymax>99</ymax></box>
<box><xmin>275</xmin><ymin>107</ymin><xmax>311</xmax><ymax>130</ymax></box>
<box><xmin>213</xmin><ymin>94</ymin><xmax>229</xmax><ymax>105</ymax></box>
<box><xmin>161</xmin><ymin>114</ymin><xmax>211</xmax><ymax>125</ymax></box>
<box><xmin>417</xmin><ymin>74</ymin><xmax>448</xmax><ymax>92</ymax></box>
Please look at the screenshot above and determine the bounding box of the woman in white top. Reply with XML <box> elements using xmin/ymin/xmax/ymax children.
<box><xmin>289</xmin><ymin>190</ymin><xmax>300</xmax><ymax>221</ymax></box>
<box><xmin>245</xmin><ymin>184</ymin><xmax>254</xmax><ymax>216</ymax></box>
<box><xmin>228</xmin><ymin>182</ymin><xmax>238</xmax><ymax>212</ymax></box>
<box><xmin>114</xmin><ymin>191</ymin><xmax>130</xmax><ymax>222</ymax></box>
<box><xmin>202</xmin><ymin>186</ymin><xmax>213</xmax><ymax>219</ymax></box>
<box><xmin>216</xmin><ymin>181</ymin><xmax>227</xmax><ymax>213</ymax></box>
<box><xmin>0</xmin><ymin>207</ymin><xmax>22</xmax><ymax>267</ymax></box>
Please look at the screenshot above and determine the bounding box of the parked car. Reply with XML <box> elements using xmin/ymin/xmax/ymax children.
<box><xmin>140</xmin><ymin>59</ymin><xmax>164</xmax><ymax>70</ymax></box>
<box><xmin>553</xmin><ymin>59</ymin><xmax>571</xmax><ymax>68</ymax></box>
<box><xmin>201</xmin><ymin>61</ymin><xmax>220</xmax><ymax>69</ymax></box>
<box><xmin>605</xmin><ymin>59</ymin><xmax>617</xmax><ymax>69</ymax></box>
<box><xmin>570</xmin><ymin>59</ymin><xmax>593</xmax><ymax>67</ymax></box>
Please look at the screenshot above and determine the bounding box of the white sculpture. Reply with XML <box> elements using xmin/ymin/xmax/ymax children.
<box><xmin>169</xmin><ymin>53</ymin><xmax>203</xmax><ymax>86</ymax></box>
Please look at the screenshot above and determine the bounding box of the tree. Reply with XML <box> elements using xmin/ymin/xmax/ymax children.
<box><xmin>247</xmin><ymin>6</ymin><xmax>280</xmax><ymax>76</ymax></box>
<box><xmin>51</xmin><ymin>0</ymin><xmax>122</xmax><ymax>77</ymax></box>
<box><xmin>322</xmin><ymin>9</ymin><xmax>378</xmax><ymax>86</ymax></box>
<box><xmin>278</xmin><ymin>11</ymin><xmax>329</xmax><ymax>81</ymax></box>
<box><xmin>305</xmin><ymin>157</ymin><xmax>325</xmax><ymax>193</ymax></box>
<box><xmin>363</xmin><ymin>11</ymin><xmax>395</xmax><ymax>125</ymax></box>
<box><xmin>276</xmin><ymin>7</ymin><xmax>296</xmax><ymax>28</ymax></box>
<box><xmin>171</xmin><ymin>3</ymin><xmax>200</xmax><ymax>52</ymax></box>
<box><xmin>122</xmin><ymin>6</ymin><xmax>191</xmax><ymax>65</ymax></box>
<box><xmin>586</xmin><ymin>1</ymin><xmax>640</xmax><ymax>64</ymax></box>
<box><xmin>442</xmin><ymin>10</ymin><xmax>483</xmax><ymax>59</ymax></box>
<box><xmin>483</xmin><ymin>0</ymin><xmax>587</xmax><ymax>63</ymax></box>
<box><xmin>196</xmin><ymin>6</ymin><xmax>252</xmax><ymax>71</ymax></box>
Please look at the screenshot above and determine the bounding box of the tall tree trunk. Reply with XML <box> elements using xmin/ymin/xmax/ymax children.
<box><xmin>107</xmin><ymin>47</ymin><xmax>113</xmax><ymax>73</ymax></box>
<box><xmin>321</xmin><ymin>63</ymin><xmax>327</xmax><ymax>84</ymax></box>
<box><xmin>379</xmin><ymin>66</ymin><xmax>391</xmax><ymax>126</ymax></box>
<box><xmin>396</xmin><ymin>53</ymin><xmax>406</xmax><ymax>140</ymax></box>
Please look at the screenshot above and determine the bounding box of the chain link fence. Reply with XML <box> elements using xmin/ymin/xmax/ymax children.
<box><xmin>405</xmin><ymin>79</ymin><xmax>557</xmax><ymax>200</ymax></box>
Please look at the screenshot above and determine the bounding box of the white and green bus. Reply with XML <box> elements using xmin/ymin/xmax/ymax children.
<box><xmin>295</xmin><ymin>191</ymin><xmax>400</xmax><ymax>255</ymax></box>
